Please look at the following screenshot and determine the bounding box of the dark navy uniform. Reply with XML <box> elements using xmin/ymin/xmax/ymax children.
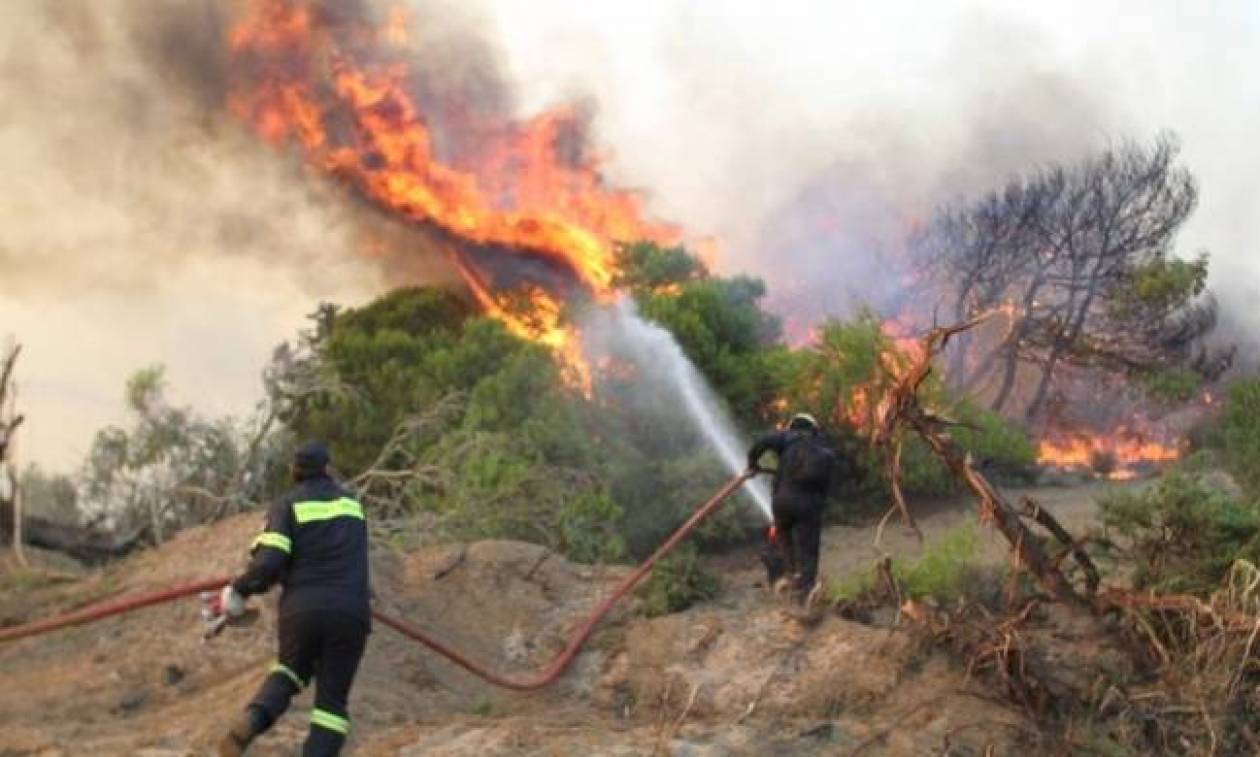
<box><xmin>230</xmin><ymin>462</ymin><xmax>370</xmax><ymax>757</ymax></box>
<box><xmin>748</xmin><ymin>425</ymin><xmax>835</xmax><ymax>597</ymax></box>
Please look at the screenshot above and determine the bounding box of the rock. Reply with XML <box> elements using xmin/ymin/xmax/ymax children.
<box><xmin>114</xmin><ymin>690</ymin><xmax>147</xmax><ymax>715</ymax></box>
<box><xmin>500</xmin><ymin>626</ymin><xmax>531</xmax><ymax>664</ymax></box>
<box><xmin>163</xmin><ymin>664</ymin><xmax>185</xmax><ymax>685</ymax></box>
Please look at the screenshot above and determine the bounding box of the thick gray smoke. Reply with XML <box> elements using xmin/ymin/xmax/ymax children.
<box><xmin>484</xmin><ymin>0</ymin><xmax>1257</xmax><ymax>342</ymax></box>
<box><xmin>5</xmin><ymin>0</ymin><xmax>1257</xmax><ymax>469</ymax></box>
<box><xmin>0</xmin><ymin>1</ymin><xmax>462</xmax><ymax>468</ymax></box>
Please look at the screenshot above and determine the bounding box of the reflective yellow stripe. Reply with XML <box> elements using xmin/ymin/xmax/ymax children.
<box><xmin>310</xmin><ymin>708</ymin><xmax>350</xmax><ymax>734</ymax></box>
<box><xmin>270</xmin><ymin>662</ymin><xmax>304</xmax><ymax>689</ymax></box>
<box><xmin>252</xmin><ymin>532</ymin><xmax>292</xmax><ymax>554</ymax></box>
<box><xmin>292</xmin><ymin>497</ymin><xmax>364</xmax><ymax>524</ymax></box>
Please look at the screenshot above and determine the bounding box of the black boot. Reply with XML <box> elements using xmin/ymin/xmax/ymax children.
<box><xmin>217</xmin><ymin>706</ymin><xmax>268</xmax><ymax>756</ymax></box>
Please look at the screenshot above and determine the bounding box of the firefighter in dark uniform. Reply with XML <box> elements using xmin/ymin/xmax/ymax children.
<box><xmin>213</xmin><ymin>441</ymin><xmax>371</xmax><ymax>757</ymax></box>
<box><xmin>747</xmin><ymin>413</ymin><xmax>835</xmax><ymax>602</ymax></box>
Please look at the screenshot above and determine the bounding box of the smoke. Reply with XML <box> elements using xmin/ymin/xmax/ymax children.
<box><xmin>0</xmin><ymin>0</ymin><xmax>457</xmax><ymax>468</ymax></box>
<box><xmin>484</xmin><ymin>0</ymin><xmax>1258</xmax><ymax>338</ymax></box>
<box><xmin>5</xmin><ymin>0</ymin><xmax>1258</xmax><ymax>469</ymax></box>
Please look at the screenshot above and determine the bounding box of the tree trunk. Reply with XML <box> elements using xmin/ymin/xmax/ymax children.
<box><xmin>0</xmin><ymin>500</ymin><xmax>146</xmax><ymax>564</ymax></box>
<box><xmin>990</xmin><ymin>273</ymin><xmax>1047</xmax><ymax>413</ymax></box>
<box><xmin>991</xmin><ymin>348</ymin><xmax>1021</xmax><ymax>413</ymax></box>
<box><xmin>1</xmin><ymin>342</ymin><xmax>26</xmax><ymax>566</ymax></box>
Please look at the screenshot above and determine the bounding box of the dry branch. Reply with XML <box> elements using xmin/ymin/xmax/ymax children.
<box><xmin>1019</xmin><ymin>497</ymin><xmax>1101</xmax><ymax>594</ymax></box>
<box><xmin>872</xmin><ymin>310</ymin><xmax>1081</xmax><ymax>606</ymax></box>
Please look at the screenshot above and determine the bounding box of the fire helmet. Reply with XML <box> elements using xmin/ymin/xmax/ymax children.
<box><xmin>788</xmin><ymin>412</ymin><xmax>819</xmax><ymax>431</ymax></box>
<box><xmin>293</xmin><ymin>441</ymin><xmax>331</xmax><ymax>477</ymax></box>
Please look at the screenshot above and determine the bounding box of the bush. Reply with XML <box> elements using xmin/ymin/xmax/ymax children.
<box><xmin>1216</xmin><ymin>378</ymin><xmax>1260</xmax><ymax>500</ymax></box>
<box><xmin>636</xmin><ymin>543</ymin><xmax>721</xmax><ymax>617</ymax></box>
<box><xmin>888</xmin><ymin>400</ymin><xmax>1037</xmax><ymax>496</ymax></box>
<box><xmin>1098</xmin><ymin>470</ymin><xmax>1260</xmax><ymax>594</ymax></box>
<box><xmin>896</xmin><ymin>524</ymin><xmax>982</xmax><ymax>603</ymax></box>
<box><xmin>829</xmin><ymin>524</ymin><xmax>983</xmax><ymax>605</ymax></box>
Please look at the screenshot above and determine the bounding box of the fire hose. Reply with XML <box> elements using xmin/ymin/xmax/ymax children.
<box><xmin>0</xmin><ymin>470</ymin><xmax>755</xmax><ymax>692</ymax></box>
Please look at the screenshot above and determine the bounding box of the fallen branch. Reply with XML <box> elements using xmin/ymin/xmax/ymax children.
<box><xmin>874</xmin><ymin>436</ymin><xmax>922</xmax><ymax>546</ymax></box>
<box><xmin>1019</xmin><ymin>497</ymin><xmax>1101</xmax><ymax>594</ymax></box>
<box><xmin>871</xmin><ymin>311</ymin><xmax>1081</xmax><ymax>606</ymax></box>
<box><xmin>433</xmin><ymin>547</ymin><xmax>467</xmax><ymax>581</ymax></box>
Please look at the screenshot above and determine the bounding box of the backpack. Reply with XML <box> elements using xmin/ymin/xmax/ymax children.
<box><xmin>779</xmin><ymin>432</ymin><xmax>836</xmax><ymax>491</ymax></box>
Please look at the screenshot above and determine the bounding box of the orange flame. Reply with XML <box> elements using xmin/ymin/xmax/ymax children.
<box><xmin>227</xmin><ymin>0</ymin><xmax>679</xmax><ymax>388</ymax></box>
<box><xmin>1037</xmin><ymin>429</ymin><xmax>1181</xmax><ymax>479</ymax></box>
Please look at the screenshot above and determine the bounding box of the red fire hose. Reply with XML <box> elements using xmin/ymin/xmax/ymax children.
<box><xmin>0</xmin><ymin>471</ymin><xmax>754</xmax><ymax>691</ymax></box>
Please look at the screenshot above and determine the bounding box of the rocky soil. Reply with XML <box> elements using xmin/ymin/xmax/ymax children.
<box><xmin>0</xmin><ymin>480</ymin><xmax>1133</xmax><ymax>756</ymax></box>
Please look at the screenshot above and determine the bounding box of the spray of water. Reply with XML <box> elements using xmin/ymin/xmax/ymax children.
<box><xmin>582</xmin><ymin>298</ymin><xmax>774</xmax><ymax>522</ymax></box>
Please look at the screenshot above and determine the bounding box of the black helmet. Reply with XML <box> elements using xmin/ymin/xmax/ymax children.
<box><xmin>788</xmin><ymin>412</ymin><xmax>819</xmax><ymax>431</ymax></box>
<box><xmin>293</xmin><ymin>441</ymin><xmax>331</xmax><ymax>479</ymax></box>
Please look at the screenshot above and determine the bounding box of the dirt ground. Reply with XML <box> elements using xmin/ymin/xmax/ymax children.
<box><xmin>0</xmin><ymin>480</ymin><xmax>1133</xmax><ymax>756</ymax></box>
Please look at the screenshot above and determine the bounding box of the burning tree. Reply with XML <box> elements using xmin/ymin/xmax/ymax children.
<box><xmin>915</xmin><ymin>135</ymin><xmax>1232</xmax><ymax>423</ymax></box>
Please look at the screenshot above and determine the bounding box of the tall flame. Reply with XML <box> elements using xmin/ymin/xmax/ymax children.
<box><xmin>227</xmin><ymin>0</ymin><xmax>678</xmax><ymax>388</ymax></box>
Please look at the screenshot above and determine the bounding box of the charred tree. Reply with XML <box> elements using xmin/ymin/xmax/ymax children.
<box><xmin>914</xmin><ymin>135</ymin><xmax>1232</xmax><ymax>422</ymax></box>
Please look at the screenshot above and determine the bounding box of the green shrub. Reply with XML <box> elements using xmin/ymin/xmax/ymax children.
<box><xmin>827</xmin><ymin>524</ymin><xmax>982</xmax><ymax>605</ymax></box>
<box><xmin>1217</xmin><ymin>378</ymin><xmax>1260</xmax><ymax>499</ymax></box>
<box><xmin>896</xmin><ymin>524</ymin><xmax>981</xmax><ymax>602</ymax></box>
<box><xmin>886</xmin><ymin>401</ymin><xmax>1037</xmax><ymax>496</ymax></box>
<box><xmin>636</xmin><ymin>544</ymin><xmax>721</xmax><ymax>617</ymax></box>
<box><xmin>1098</xmin><ymin>470</ymin><xmax>1260</xmax><ymax>594</ymax></box>
<box><xmin>950</xmin><ymin>400</ymin><xmax>1037</xmax><ymax>472</ymax></box>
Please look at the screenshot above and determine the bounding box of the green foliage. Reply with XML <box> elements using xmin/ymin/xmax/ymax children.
<box><xmin>1098</xmin><ymin>470</ymin><xmax>1260</xmax><ymax>594</ymax></box>
<box><xmin>827</xmin><ymin>524</ymin><xmax>981</xmax><ymax>604</ymax></box>
<box><xmin>1108</xmin><ymin>255</ymin><xmax>1208</xmax><ymax>321</ymax></box>
<box><xmin>896</xmin><ymin>524</ymin><xmax>981</xmax><ymax>602</ymax></box>
<box><xmin>635</xmin><ymin>543</ymin><xmax>721</xmax><ymax>617</ymax></box>
<box><xmin>774</xmin><ymin>311</ymin><xmax>1035</xmax><ymax>499</ymax></box>
<box><xmin>612</xmin><ymin>241</ymin><xmax>705</xmax><ymax>292</ymax></box>
<box><xmin>623</xmin><ymin>244</ymin><xmax>782</xmax><ymax>423</ymax></box>
<box><xmin>80</xmin><ymin>366</ymin><xmax>245</xmax><ymax>541</ymax></box>
<box><xmin>897</xmin><ymin>400</ymin><xmax>1036</xmax><ymax>494</ymax></box>
<box><xmin>780</xmin><ymin>312</ymin><xmax>892</xmax><ymax>432</ymax></box>
<box><xmin>1140</xmin><ymin>367</ymin><xmax>1202</xmax><ymax>403</ymax></box>
<box><xmin>292</xmin><ymin>288</ymin><xmax>489</xmax><ymax>474</ymax></box>
<box><xmin>275</xmin><ymin>287</ymin><xmax>626</xmax><ymax>563</ymax></box>
<box><xmin>1216</xmin><ymin>378</ymin><xmax>1260</xmax><ymax>499</ymax></box>
<box><xmin>950</xmin><ymin>399</ymin><xmax>1038</xmax><ymax>472</ymax></box>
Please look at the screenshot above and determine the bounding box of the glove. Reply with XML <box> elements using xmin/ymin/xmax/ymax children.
<box><xmin>203</xmin><ymin>585</ymin><xmax>247</xmax><ymax>622</ymax></box>
<box><xmin>200</xmin><ymin>585</ymin><xmax>250</xmax><ymax>641</ymax></box>
<box><xmin>217</xmin><ymin>586</ymin><xmax>247</xmax><ymax>618</ymax></box>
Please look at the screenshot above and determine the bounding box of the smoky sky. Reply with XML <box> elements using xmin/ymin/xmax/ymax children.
<box><xmin>0</xmin><ymin>0</ymin><xmax>448</xmax><ymax>469</ymax></box>
<box><xmin>484</xmin><ymin>0</ymin><xmax>1257</xmax><ymax>333</ymax></box>
<box><xmin>2</xmin><ymin>0</ymin><xmax>1257</xmax><ymax>469</ymax></box>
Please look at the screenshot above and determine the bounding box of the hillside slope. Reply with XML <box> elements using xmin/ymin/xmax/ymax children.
<box><xmin>0</xmin><ymin>508</ymin><xmax>1031</xmax><ymax>755</ymax></box>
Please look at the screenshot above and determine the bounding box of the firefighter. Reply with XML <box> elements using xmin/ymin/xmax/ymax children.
<box><xmin>747</xmin><ymin>413</ymin><xmax>836</xmax><ymax>602</ymax></box>
<box><xmin>212</xmin><ymin>441</ymin><xmax>371</xmax><ymax>757</ymax></box>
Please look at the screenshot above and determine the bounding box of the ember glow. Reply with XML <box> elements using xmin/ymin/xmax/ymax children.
<box><xmin>226</xmin><ymin>0</ymin><xmax>678</xmax><ymax>387</ymax></box>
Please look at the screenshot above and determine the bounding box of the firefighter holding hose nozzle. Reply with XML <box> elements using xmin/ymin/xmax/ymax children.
<box><xmin>748</xmin><ymin>413</ymin><xmax>836</xmax><ymax>605</ymax></box>
<box><xmin>210</xmin><ymin>441</ymin><xmax>371</xmax><ymax>757</ymax></box>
